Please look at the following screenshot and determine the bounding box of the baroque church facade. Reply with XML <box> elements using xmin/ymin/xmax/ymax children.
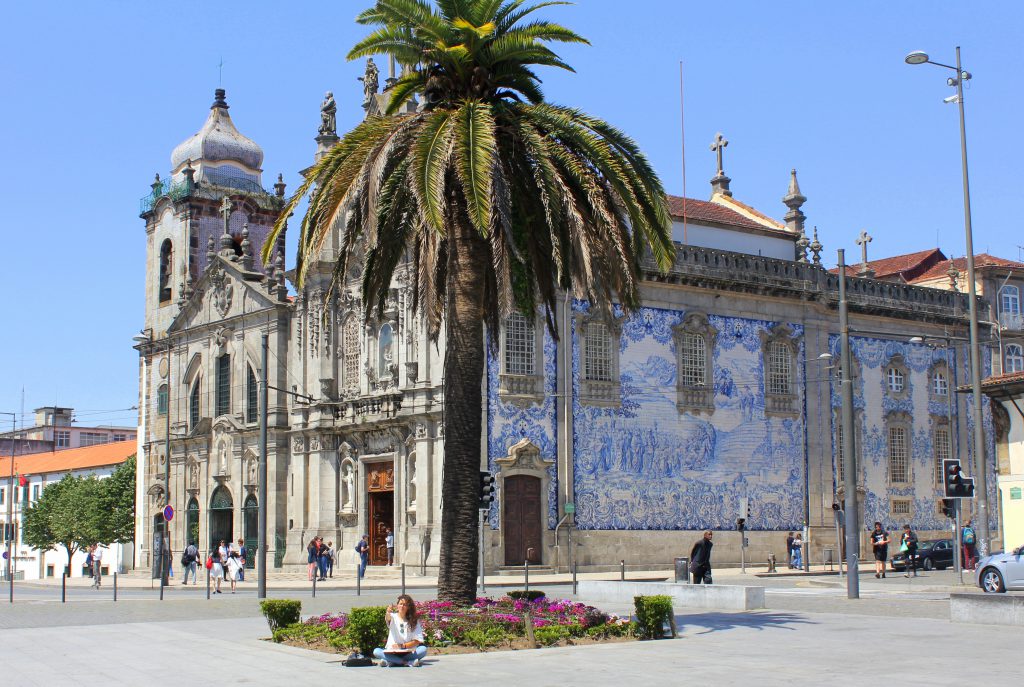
<box><xmin>134</xmin><ymin>77</ymin><xmax>1000</xmax><ymax>575</ymax></box>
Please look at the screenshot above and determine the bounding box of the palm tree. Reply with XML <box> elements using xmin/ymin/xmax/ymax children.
<box><xmin>265</xmin><ymin>0</ymin><xmax>673</xmax><ymax>605</ymax></box>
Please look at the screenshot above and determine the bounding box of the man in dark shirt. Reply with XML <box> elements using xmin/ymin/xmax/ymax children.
<box><xmin>901</xmin><ymin>525</ymin><xmax>919</xmax><ymax>578</ymax></box>
<box><xmin>870</xmin><ymin>522</ymin><xmax>890</xmax><ymax>579</ymax></box>
<box><xmin>689</xmin><ymin>530</ymin><xmax>714</xmax><ymax>584</ymax></box>
<box><xmin>785</xmin><ymin>532</ymin><xmax>795</xmax><ymax>569</ymax></box>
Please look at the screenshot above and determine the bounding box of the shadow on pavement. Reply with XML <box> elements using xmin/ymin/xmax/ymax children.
<box><xmin>679</xmin><ymin>610</ymin><xmax>816</xmax><ymax>636</ymax></box>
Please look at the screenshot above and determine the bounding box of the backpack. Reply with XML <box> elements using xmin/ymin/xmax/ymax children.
<box><xmin>341</xmin><ymin>653</ymin><xmax>374</xmax><ymax>668</ymax></box>
<box><xmin>85</xmin><ymin>552</ymin><xmax>94</xmax><ymax>567</ymax></box>
<box><xmin>963</xmin><ymin>528</ymin><xmax>975</xmax><ymax>545</ymax></box>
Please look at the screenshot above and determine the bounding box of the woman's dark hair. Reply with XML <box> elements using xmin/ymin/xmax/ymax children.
<box><xmin>397</xmin><ymin>594</ymin><xmax>418</xmax><ymax>626</ymax></box>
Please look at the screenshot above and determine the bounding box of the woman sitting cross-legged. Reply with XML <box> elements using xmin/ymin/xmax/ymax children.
<box><xmin>373</xmin><ymin>594</ymin><xmax>427</xmax><ymax>667</ymax></box>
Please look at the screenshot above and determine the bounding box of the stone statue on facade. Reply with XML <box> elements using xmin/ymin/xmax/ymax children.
<box><xmin>407</xmin><ymin>455</ymin><xmax>417</xmax><ymax>508</ymax></box>
<box><xmin>188</xmin><ymin>462</ymin><xmax>199</xmax><ymax>490</ymax></box>
<box><xmin>342</xmin><ymin>462</ymin><xmax>355</xmax><ymax>510</ymax></box>
<box><xmin>318</xmin><ymin>91</ymin><xmax>337</xmax><ymax>136</ymax></box>
<box><xmin>359</xmin><ymin>58</ymin><xmax>379</xmax><ymax>105</ymax></box>
<box><xmin>247</xmin><ymin>457</ymin><xmax>258</xmax><ymax>485</ymax></box>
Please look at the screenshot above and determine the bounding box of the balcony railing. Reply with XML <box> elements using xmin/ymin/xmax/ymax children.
<box><xmin>1000</xmin><ymin>312</ymin><xmax>1023</xmax><ymax>331</ymax></box>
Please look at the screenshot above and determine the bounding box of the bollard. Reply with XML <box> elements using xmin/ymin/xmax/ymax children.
<box><xmin>767</xmin><ymin>553</ymin><xmax>777</xmax><ymax>574</ymax></box>
<box><xmin>312</xmin><ymin>572</ymin><xmax>317</xmax><ymax>598</ymax></box>
<box><xmin>572</xmin><ymin>562</ymin><xmax>578</xmax><ymax>596</ymax></box>
<box><xmin>620</xmin><ymin>559</ymin><xmax>625</xmax><ymax>581</ymax></box>
<box><xmin>62</xmin><ymin>571</ymin><xmax>66</xmax><ymax>603</ymax></box>
<box><xmin>401</xmin><ymin>563</ymin><xmax>406</xmax><ymax>597</ymax></box>
<box><xmin>206</xmin><ymin>565</ymin><xmax>211</xmax><ymax>600</ymax></box>
<box><xmin>524</xmin><ymin>559</ymin><xmax>530</xmax><ymax>592</ymax></box>
<box><xmin>356</xmin><ymin>564</ymin><xmax>361</xmax><ymax>596</ymax></box>
<box><xmin>113</xmin><ymin>572</ymin><xmax>118</xmax><ymax>602</ymax></box>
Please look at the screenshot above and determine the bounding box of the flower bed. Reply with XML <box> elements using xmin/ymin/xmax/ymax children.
<box><xmin>272</xmin><ymin>595</ymin><xmax>635</xmax><ymax>654</ymax></box>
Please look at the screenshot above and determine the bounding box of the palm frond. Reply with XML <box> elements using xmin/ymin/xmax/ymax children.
<box><xmin>454</xmin><ymin>100</ymin><xmax>497</xmax><ymax>235</ymax></box>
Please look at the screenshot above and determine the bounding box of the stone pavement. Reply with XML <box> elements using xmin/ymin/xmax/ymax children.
<box><xmin>1</xmin><ymin>597</ymin><xmax>1018</xmax><ymax>686</ymax></box>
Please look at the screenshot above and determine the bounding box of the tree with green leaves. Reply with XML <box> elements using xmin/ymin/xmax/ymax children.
<box><xmin>265</xmin><ymin>0</ymin><xmax>673</xmax><ymax>604</ymax></box>
<box><xmin>98</xmin><ymin>455</ymin><xmax>136</xmax><ymax>545</ymax></box>
<box><xmin>22</xmin><ymin>475</ymin><xmax>103</xmax><ymax>576</ymax></box>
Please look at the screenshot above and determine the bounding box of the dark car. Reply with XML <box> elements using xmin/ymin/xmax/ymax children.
<box><xmin>890</xmin><ymin>538</ymin><xmax>955</xmax><ymax>571</ymax></box>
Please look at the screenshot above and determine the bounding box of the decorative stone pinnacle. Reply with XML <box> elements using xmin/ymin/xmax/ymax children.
<box><xmin>274</xmin><ymin>173</ymin><xmax>287</xmax><ymax>198</ymax></box>
<box><xmin>947</xmin><ymin>262</ymin><xmax>960</xmax><ymax>291</ymax></box>
<box><xmin>240</xmin><ymin>224</ymin><xmax>253</xmax><ymax>270</ymax></box>
<box><xmin>211</xmin><ymin>88</ymin><xmax>229</xmax><ymax>110</ymax></box>
<box><xmin>809</xmin><ymin>226</ymin><xmax>823</xmax><ymax>266</ymax></box>
<box><xmin>795</xmin><ymin>227</ymin><xmax>810</xmax><ymax>263</ymax></box>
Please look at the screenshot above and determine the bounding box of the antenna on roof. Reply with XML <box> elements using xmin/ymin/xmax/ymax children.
<box><xmin>679</xmin><ymin>61</ymin><xmax>687</xmax><ymax>244</ymax></box>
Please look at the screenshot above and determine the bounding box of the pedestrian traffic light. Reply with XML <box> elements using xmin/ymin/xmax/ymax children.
<box><xmin>479</xmin><ymin>471</ymin><xmax>495</xmax><ymax>509</ymax></box>
<box><xmin>943</xmin><ymin>459</ymin><xmax>975</xmax><ymax>498</ymax></box>
<box><xmin>940</xmin><ymin>498</ymin><xmax>955</xmax><ymax>519</ymax></box>
<box><xmin>736</xmin><ymin>518</ymin><xmax>746</xmax><ymax>532</ymax></box>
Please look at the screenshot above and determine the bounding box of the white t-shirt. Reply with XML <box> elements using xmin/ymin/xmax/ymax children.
<box><xmin>93</xmin><ymin>549</ymin><xmax>103</xmax><ymax>562</ymax></box>
<box><xmin>385</xmin><ymin>612</ymin><xmax>424</xmax><ymax>650</ymax></box>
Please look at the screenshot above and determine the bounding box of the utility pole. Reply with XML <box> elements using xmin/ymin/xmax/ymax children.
<box><xmin>838</xmin><ymin>249</ymin><xmax>860</xmax><ymax>599</ymax></box>
<box><xmin>4</xmin><ymin>412</ymin><xmax>16</xmax><ymax>602</ymax></box>
<box><xmin>258</xmin><ymin>333</ymin><xmax>269</xmax><ymax>599</ymax></box>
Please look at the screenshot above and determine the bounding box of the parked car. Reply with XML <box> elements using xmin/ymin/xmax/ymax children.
<box><xmin>890</xmin><ymin>538</ymin><xmax>955</xmax><ymax>571</ymax></box>
<box><xmin>976</xmin><ymin>545</ymin><xmax>1024</xmax><ymax>593</ymax></box>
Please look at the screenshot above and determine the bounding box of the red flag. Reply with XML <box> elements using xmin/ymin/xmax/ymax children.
<box><xmin>18</xmin><ymin>474</ymin><xmax>27</xmax><ymax>487</ymax></box>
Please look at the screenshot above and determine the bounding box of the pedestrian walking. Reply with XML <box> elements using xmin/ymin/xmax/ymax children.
<box><xmin>307</xmin><ymin>537</ymin><xmax>318</xmax><ymax>581</ymax></box>
<box><xmin>689</xmin><ymin>530</ymin><xmax>714</xmax><ymax>585</ymax></box>
<box><xmin>791</xmin><ymin>532</ymin><xmax>803</xmax><ymax>569</ymax></box>
<box><xmin>356</xmin><ymin>534</ymin><xmax>370</xmax><ymax>579</ymax></box>
<box><xmin>208</xmin><ymin>548</ymin><xmax>224</xmax><ymax>594</ymax></box>
<box><xmin>226</xmin><ymin>545</ymin><xmax>243</xmax><ymax>593</ymax></box>
<box><xmin>961</xmin><ymin>518</ymin><xmax>978</xmax><ymax>571</ymax></box>
<box><xmin>785</xmin><ymin>532</ymin><xmax>795</xmax><ymax>569</ymax></box>
<box><xmin>317</xmin><ymin>537</ymin><xmax>329</xmax><ymax>581</ymax></box>
<box><xmin>237</xmin><ymin>539</ymin><xmax>247</xmax><ymax>582</ymax></box>
<box><xmin>218</xmin><ymin>540</ymin><xmax>229</xmax><ymax>581</ymax></box>
<box><xmin>373</xmin><ymin>594</ymin><xmax>428</xmax><ymax>667</ymax></box>
<box><xmin>901</xmin><ymin>524</ymin><xmax>919</xmax><ymax>578</ymax></box>
<box><xmin>870</xmin><ymin>521</ymin><xmax>890</xmax><ymax>579</ymax></box>
<box><xmin>181</xmin><ymin>542</ymin><xmax>199</xmax><ymax>585</ymax></box>
<box><xmin>326</xmin><ymin>541</ymin><xmax>335</xmax><ymax>578</ymax></box>
<box><xmin>386</xmin><ymin>528</ymin><xmax>395</xmax><ymax>566</ymax></box>
<box><xmin>91</xmin><ymin>544</ymin><xmax>103</xmax><ymax>588</ymax></box>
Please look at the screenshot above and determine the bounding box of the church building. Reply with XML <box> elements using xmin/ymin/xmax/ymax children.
<box><xmin>134</xmin><ymin>72</ymin><xmax>1000</xmax><ymax>575</ymax></box>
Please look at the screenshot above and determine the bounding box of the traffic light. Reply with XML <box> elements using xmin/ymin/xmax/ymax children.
<box><xmin>736</xmin><ymin>518</ymin><xmax>746</xmax><ymax>532</ymax></box>
<box><xmin>943</xmin><ymin>459</ymin><xmax>976</xmax><ymax>499</ymax></box>
<box><xmin>940</xmin><ymin>498</ymin><xmax>955</xmax><ymax>519</ymax></box>
<box><xmin>479</xmin><ymin>471</ymin><xmax>495</xmax><ymax>509</ymax></box>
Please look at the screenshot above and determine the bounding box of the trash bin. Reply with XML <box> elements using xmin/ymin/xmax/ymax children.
<box><xmin>823</xmin><ymin>547</ymin><xmax>834</xmax><ymax>571</ymax></box>
<box><xmin>674</xmin><ymin>557</ymin><xmax>690</xmax><ymax>583</ymax></box>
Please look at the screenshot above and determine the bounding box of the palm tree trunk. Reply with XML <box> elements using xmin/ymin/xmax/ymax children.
<box><xmin>437</xmin><ymin>223</ymin><xmax>489</xmax><ymax>605</ymax></box>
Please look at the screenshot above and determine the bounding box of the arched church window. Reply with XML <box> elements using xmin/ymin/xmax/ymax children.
<box><xmin>216</xmin><ymin>354</ymin><xmax>231</xmax><ymax>417</ymax></box>
<box><xmin>378</xmin><ymin>323</ymin><xmax>395</xmax><ymax>377</ymax></box>
<box><xmin>246</xmin><ymin>365</ymin><xmax>258</xmax><ymax>424</ymax></box>
<box><xmin>761</xmin><ymin>324</ymin><xmax>799</xmax><ymax>417</ymax></box>
<box><xmin>159</xmin><ymin>239</ymin><xmax>173</xmax><ymax>303</ymax></box>
<box><xmin>578</xmin><ymin>314</ymin><xmax>622</xmax><ymax>408</ymax></box>
<box><xmin>343</xmin><ymin>315</ymin><xmax>360</xmax><ymax>393</ymax></box>
<box><xmin>157</xmin><ymin>384</ymin><xmax>168</xmax><ymax>416</ymax></box>
<box><xmin>189</xmin><ymin>379</ymin><xmax>201</xmax><ymax>430</ymax></box>
<box><xmin>673</xmin><ymin>312</ymin><xmax>717</xmax><ymax>414</ymax></box>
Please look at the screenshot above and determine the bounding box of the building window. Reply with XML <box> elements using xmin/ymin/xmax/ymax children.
<box><xmin>0</xmin><ymin>488</ymin><xmax>4</xmax><ymax>506</ymax></box>
<box><xmin>55</xmin><ymin>430</ymin><xmax>71</xmax><ymax>448</ymax></box>
<box><xmin>673</xmin><ymin>312</ymin><xmax>717</xmax><ymax>414</ymax></box>
<box><xmin>158</xmin><ymin>239</ymin><xmax>173</xmax><ymax>303</ymax></box>
<box><xmin>931</xmin><ymin>369</ymin><xmax>948</xmax><ymax>397</ymax></box>
<box><xmin>1006</xmin><ymin>344</ymin><xmax>1024</xmax><ymax>374</ymax></box>
<box><xmin>1001</xmin><ymin>285</ymin><xmax>1020</xmax><ymax>315</ymax></box>
<box><xmin>761</xmin><ymin>325</ymin><xmax>799</xmax><ymax>417</ymax></box>
<box><xmin>934</xmin><ymin>423</ymin><xmax>951</xmax><ymax>487</ymax></box>
<box><xmin>343</xmin><ymin>315</ymin><xmax>360</xmax><ymax>394</ymax></box>
<box><xmin>499</xmin><ymin>312</ymin><xmax>544</xmax><ymax>404</ymax></box>
<box><xmin>246</xmin><ymin>366</ymin><xmax>258</xmax><ymax>424</ymax></box>
<box><xmin>32</xmin><ymin>485</ymin><xmax>40</xmax><ymax>502</ymax></box>
<box><xmin>891</xmin><ymin>498</ymin><xmax>912</xmax><ymax>517</ymax></box>
<box><xmin>888</xmin><ymin>425</ymin><xmax>910</xmax><ymax>484</ymax></box>
<box><xmin>189</xmin><ymin>380</ymin><xmax>201</xmax><ymax>430</ymax></box>
<box><xmin>579</xmin><ymin>315</ymin><xmax>622</xmax><ymax>408</ymax></box>
<box><xmin>112</xmin><ymin>433</ymin><xmax>128</xmax><ymax>442</ymax></box>
<box><xmin>887</xmin><ymin>367</ymin><xmax>905</xmax><ymax>394</ymax></box>
<box><xmin>80</xmin><ymin>432</ymin><xmax>108</xmax><ymax>447</ymax></box>
<box><xmin>157</xmin><ymin>384</ymin><xmax>168</xmax><ymax>415</ymax></box>
<box><xmin>216</xmin><ymin>354</ymin><xmax>231</xmax><ymax>417</ymax></box>
<box><xmin>504</xmin><ymin>313</ymin><xmax>535</xmax><ymax>376</ymax></box>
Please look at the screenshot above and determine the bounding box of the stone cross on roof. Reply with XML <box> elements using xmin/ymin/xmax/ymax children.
<box><xmin>220</xmin><ymin>197</ymin><xmax>233</xmax><ymax>229</ymax></box>
<box><xmin>710</xmin><ymin>133</ymin><xmax>729</xmax><ymax>177</ymax></box>
<box><xmin>855</xmin><ymin>230</ymin><xmax>874</xmax><ymax>277</ymax></box>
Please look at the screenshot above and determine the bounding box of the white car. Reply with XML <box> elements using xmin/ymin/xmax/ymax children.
<box><xmin>976</xmin><ymin>545</ymin><xmax>1024</xmax><ymax>593</ymax></box>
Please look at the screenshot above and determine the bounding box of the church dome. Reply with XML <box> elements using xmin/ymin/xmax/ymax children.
<box><xmin>170</xmin><ymin>89</ymin><xmax>263</xmax><ymax>172</ymax></box>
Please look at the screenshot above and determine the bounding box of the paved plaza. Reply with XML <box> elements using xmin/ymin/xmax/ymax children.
<box><xmin>1</xmin><ymin>569</ymin><xmax>1018</xmax><ymax>686</ymax></box>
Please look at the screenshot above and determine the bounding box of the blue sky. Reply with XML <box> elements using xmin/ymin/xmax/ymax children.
<box><xmin>1</xmin><ymin>1</ymin><xmax>1021</xmax><ymax>426</ymax></box>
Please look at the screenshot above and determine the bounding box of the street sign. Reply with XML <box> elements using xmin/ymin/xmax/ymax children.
<box><xmin>163</xmin><ymin>505</ymin><xmax>174</xmax><ymax>521</ymax></box>
<box><xmin>2</xmin><ymin>551</ymin><xmax>8</xmax><ymax>560</ymax></box>
<box><xmin>564</xmin><ymin>503</ymin><xmax>575</xmax><ymax>514</ymax></box>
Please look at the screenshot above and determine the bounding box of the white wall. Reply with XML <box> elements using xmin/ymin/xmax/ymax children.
<box><xmin>998</xmin><ymin>399</ymin><xmax>1024</xmax><ymax>549</ymax></box>
<box><xmin>672</xmin><ymin>220</ymin><xmax>794</xmax><ymax>260</ymax></box>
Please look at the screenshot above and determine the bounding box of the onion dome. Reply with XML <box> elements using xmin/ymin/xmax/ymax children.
<box><xmin>170</xmin><ymin>89</ymin><xmax>263</xmax><ymax>173</ymax></box>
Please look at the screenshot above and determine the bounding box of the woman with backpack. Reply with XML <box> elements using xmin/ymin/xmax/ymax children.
<box><xmin>962</xmin><ymin>519</ymin><xmax>978</xmax><ymax>571</ymax></box>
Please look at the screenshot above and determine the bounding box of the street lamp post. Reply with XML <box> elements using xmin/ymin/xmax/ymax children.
<box><xmin>837</xmin><ymin>249</ymin><xmax>860</xmax><ymax>599</ymax></box>
<box><xmin>3</xmin><ymin>411</ymin><xmax>16</xmax><ymax>603</ymax></box>
<box><xmin>906</xmin><ymin>47</ymin><xmax>991</xmax><ymax>555</ymax></box>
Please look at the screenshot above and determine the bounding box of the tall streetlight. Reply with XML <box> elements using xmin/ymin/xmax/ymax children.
<box><xmin>905</xmin><ymin>47</ymin><xmax>991</xmax><ymax>555</ymax></box>
<box><xmin>837</xmin><ymin>249</ymin><xmax>859</xmax><ymax>599</ymax></box>
<box><xmin>3</xmin><ymin>411</ymin><xmax>16</xmax><ymax>603</ymax></box>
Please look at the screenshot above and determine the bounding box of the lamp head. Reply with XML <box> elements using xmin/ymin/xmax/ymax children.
<box><xmin>817</xmin><ymin>353</ymin><xmax>833</xmax><ymax>361</ymax></box>
<box><xmin>908</xmin><ymin>336</ymin><xmax>924</xmax><ymax>344</ymax></box>
<box><xmin>905</xmin><ymin>51</ymin><xmax>929</xmax><ymax>65</ymax></box>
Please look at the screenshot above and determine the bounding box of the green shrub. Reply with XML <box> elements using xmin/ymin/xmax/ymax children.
<box><xmin>463</xmin><ymin>625</ymin><xmax>510</xmax><ymax>649</ymax></box>
<box><xmin>260</xmin><ymin>599</ymin><xmax>302</xmax><ymax>633</ymax></box>
<box><xmin>586</xmin><ymin>620</ymin><xmax>636</xmax><ymax>639</ymax></box>
<box><xmin>633</xmin><ymin>595</ymin><xmax>674</xmax><ymax>640</ymax></box>
<box><xmin>508</xmin><ymin>590</ymin><xmax>546</xmax><ymax>601</ymax></box>
<box><xmin>534</xmin><ymin>624</ymin><xmax>570</xmax><ymax>646</ymax></box>
<box><xmin>565</xmin><ymin>622</ymin><xmax>586</xmax><ymax>638</ymax></box>
<box><xmin>346</xmin><ymin>606</ymin><xmax>389</xmax><ymax>655</ymax></box>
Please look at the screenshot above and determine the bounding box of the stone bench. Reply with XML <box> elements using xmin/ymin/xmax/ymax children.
<box><xmin>577</xmin><ymin>581</ymin><xmax>765</xmax><ymax>611</ymax></box>
<box><xmin>951</xmin><ymin>593</ymin><xmax>1024</xmax><ymax>626</ymax></box>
